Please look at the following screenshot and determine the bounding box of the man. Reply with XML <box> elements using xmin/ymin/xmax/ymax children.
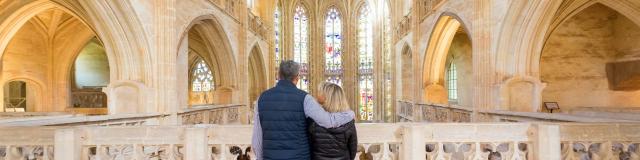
<box><xmin>251</xmin><ymin>60</ymin><xmax>355</xmax><ymax>160</ymax></box>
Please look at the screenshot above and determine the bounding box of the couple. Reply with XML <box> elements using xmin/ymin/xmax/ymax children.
<box><xmin>252</xmin><ymin>60</ymin><xmax>358</xmax><ymax>160</ymax></box>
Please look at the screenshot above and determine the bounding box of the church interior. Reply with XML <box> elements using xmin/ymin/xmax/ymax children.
<box><xmin>0</xmin><ymin>0</ymin><xmax>639</xmax><ymax>159</ymax></box>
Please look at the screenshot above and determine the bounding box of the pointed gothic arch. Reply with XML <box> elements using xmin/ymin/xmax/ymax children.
<box><xmin>421</xmin><ymin>14</ymin><xmax>473</xmax><ymax>105</ymax></box>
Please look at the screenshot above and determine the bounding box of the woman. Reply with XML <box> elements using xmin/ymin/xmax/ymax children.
<box><xmin>309</xmin><ymin>82</ymin><xmax>358</xmax><ymax>160</ymax></box>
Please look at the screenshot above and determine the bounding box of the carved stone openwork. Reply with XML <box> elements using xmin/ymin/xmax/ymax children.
<box><xmin>210</xmin><ymin>144</ymin><xmax>252</xmax><ymax>160</ymax></box>
<box><xmin>561</xmin><ymin>142</ymin><xmax>640</xmax><ymax>160</ymax></box>
<box><xmin>248</xmin><ymin>13</ymin><xmax>268</xmax><ymax>40</ymax></box>
<box><xmin>0</xmin><ymin>145</ymin><xmax>54</xmax><ymax>160</ymax></box>
<box><xmin>356</xmin><ymin>143</ymin><xmax>400</xmax><ymax>160</ymax></box>
<box><xmin>71</xmin><ymin>89</ymin><xmax>108</xmax><ymax>108</ymax></box>
<box><xmin>418</xmin><ymin>0</ymin><xmax>447</xmax><ymax>22</ymax></box>
<box><xmin>425</xmin><ymin>142</ymin><xmax>529</xmax><ymax>160</ymax></box>
<box><xmin>396</xmin><ymin>15</ymin><xmax>412</xmax><ymax>38</ymax></box>
<box><xmin>412</xmin><ymin>103</ymin><xmax>472</xmax><ymax>122</ymax></box>
<box><xmin>84</xmin><ymin>145</ymin><xmax>184</xmax><ymax>160</ymax></box>
<box><xmin>178</xmin><ymin>104</ymin><xmax>245</xmax><ymax>125</ymax></box>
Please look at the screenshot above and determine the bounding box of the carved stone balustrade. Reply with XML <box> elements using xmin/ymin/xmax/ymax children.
<box><xmin>248</xmin><ymin>12</ymin><xmax>268</xmax><ymax>40</ymax></box>
<box><xmin>0</xmin><ymin>127</ymin><xmax>56</xmax><ymax>160</ymax></box>
<box><xmin>396</xmin><ymin>14</ymin><xmax>412</xmax><ymax>38</ymax></box>
<box><xmin>206</xmin><ymin>0</ymin><xmax>242</xmax><ymax>21</ymax></box>
<box><xmin>71</xmin><ymin>89</ymin><xmax>107</xmax><ymax>108</ymax></box>
<box><xmin>560</xmin><ymin>123</ymin><xmax>640</xmax><ymax>160</ymax></box>
<box><xmin>418</xmin><ymin>0</ymin><xmax>447</xmax><ymax>22</ymax></box>
<box><xmin>178</xmin><ymin>104</ymin><xmax>244</xmax><ymax>125</ymax></box>
<box><xmin>4</xmin><ymin>123</ymin><xmax>637</xmax><ymax>159</ymax></box>
<box><xmin>404</xmin><ymin>101</ymin><xmax>637</xmax><ymax>123</ymax></box>
<box><xmin>396</xmin><ymin>100</ymin><xmax>415</xmax><ymax>122</ymax></box>
<box><xmin>0</xmin><ymin>113</ymin><xmax>168</xmax><ymax>126</ymax></box>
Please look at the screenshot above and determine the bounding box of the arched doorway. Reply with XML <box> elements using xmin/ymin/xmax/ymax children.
<box><xmin>3</xmin><ymin>81</ymin><xmax>29</xmax><ymax>112</ymax></box>
<box><xmin>0</xmin><ymin>8</ymin><xmax>110</xmax><ymax>113</ymax></box>
<box><xmin>540</xmin><ymin>3</ymin><xmax>640</xmax><ymax>112</ymax></box>
<box><xmin>422</xmin><ymin>15</ymin><xmax>473</xmax><ymax>108</ymax></box>
<box><xmin>177</xmin><ymin>16</ymin><xmax>237</xmax><ymax>108</ymax></box>
<box><xmin>248</xmin><ymin>45</ymin><xmax>267</xmax><ymax>105</ymax></box>
<box><xmin>70</xmin><ymin>37</ymin><xmax>109</xmax><ymax>114</ymax></box>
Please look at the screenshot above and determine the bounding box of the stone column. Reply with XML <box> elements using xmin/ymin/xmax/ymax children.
<box><xmin>54</xmin><ymin>128</ymin><xmax>82</xmax><ymax>160</ymax></box>
<box><xmin>401</xmin><ymin>124</ymin><xmax>424</xmax><ymax>159</ymax></box>
<box><xmin>185</xmin><ymin>127</ymin><xmax>210</xmax><ymax>160</ymax></box>
<box><xmin>532</xmin><ymin>123</ymin><xmax>561</xmax><ymax>159</ymax></box>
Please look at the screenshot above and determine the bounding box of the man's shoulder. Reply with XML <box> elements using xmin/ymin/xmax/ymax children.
<box><xmin>260</xmin><ymin>86</ymin><xmax>307</xmax><ymax>98</ymax></box>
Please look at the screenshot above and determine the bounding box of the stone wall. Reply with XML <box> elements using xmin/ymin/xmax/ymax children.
<box><xmin>541</xmin><ymin>4</ymin><xmax>640</xmax><ymax>110</ymax></box>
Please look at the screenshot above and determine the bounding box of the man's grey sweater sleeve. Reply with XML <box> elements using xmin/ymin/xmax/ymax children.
<box><xmin>303</xmin><ymin>95</ymin><xmax>355</xmax><ymax>128</ymax></box>
<box><xmin>251</xmin><ymin>103</ymin><xmax>262</xmax><ymax>160</ymax></box>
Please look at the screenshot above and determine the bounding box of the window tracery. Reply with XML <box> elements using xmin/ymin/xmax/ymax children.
<box><xmin>324</xmin><ymin>8</ymin><xmax>343</xmax><ymax>86</ymax></box>
<box><xmin>358</xmin><ymin>3</ymin><xmax>374</xmax><ymax>121</ymax></box>
<box><xmin>274</xmin><ymin>6</ymin><xmax>282</xmax><ymax>82</ymax></box>
<box><xmin>293</xmin><ymin>5</ymin><xmax>310</xmax><ymax>91</ymax></box>
<box><xmin>192</xmin><ymin>59</ymin><xmax>214</xmax><ymax>92</ymax></box>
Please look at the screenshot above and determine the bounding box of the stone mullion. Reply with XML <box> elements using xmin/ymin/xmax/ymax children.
<box><xmin>344</xmin><ymin>8</ymin><xmax>359</xmax><ymax>118</ymax></box>
<box><xmin>373</xmin><ymin>3</ymin><xmax>385</xmax><ymax>122</ymax></box>
<box><xmin>282</xmin><ymin>3</ymin><xmax>293</xmax><ymax>62</ymax></box>
<box><xmin>308</xmin><ymin>6</ymin><xmax>320</xmax><ymax>96</ymax></box>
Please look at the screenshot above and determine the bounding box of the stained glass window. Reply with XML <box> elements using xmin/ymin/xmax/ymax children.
<box><xmin>447</xmin><ymin>63</ymin><xmax>458</xmax><ymax>101</ymax></box>
<box><xmin>274</xmin><ymin>6</ymin><xmax>282</xmax><ymax>82</ymax></box>
<box><xmin>325</xmin><ymin>8</ymin><xmax>342</xmax><ymax>86</ymax></box>
<box><xmin>358</xmin><ymin>4</ymin><xmax>374</xmax><ymax>121</ymax></box>
<box><xmin>192</xmin><ymin>59</ymin><xmax>214</xmax><ymax>92</ymax></box>
<box><xmin>293</xmin><ymin>5</ymin><xmax>309</xmax><ymax>91</ymax></box>
<box><xmin>382</xmin><ymin>0</ymin><xmax>393</xmax><ymax>121</ymax></box>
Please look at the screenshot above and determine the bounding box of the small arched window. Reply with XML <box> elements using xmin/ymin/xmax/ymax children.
<box><xmin>192</xmin><ymin>59</ymin><xmax>214</xmax><ymax>92</ymax></box>
<box><xmin>447</xmin><ymin>62</ymin><xmax>458</xmax><ymax>101</ymax></box>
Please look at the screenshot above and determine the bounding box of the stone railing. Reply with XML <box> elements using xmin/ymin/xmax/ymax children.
<box><xmin>477</xmin><ymin>110</ymin><xmax>635</xmax><ymax>123</ymax></box>
<box><xmin>560</xmin><ymin>123</ymin><xmax>640</xmax><ymax>159</ymax></box>
<box><xmin>178</xmin><ymin>104</ymin><xmax>244</xmax><ymax>125</ymax></box>
<box><xmin>407</xmin><ymin>102</ymin><xmax>635</xmax><ymax>123</ymax></box>
<box><xmin>418</xmin><ymin>0</ymin><xmax>447</xmax><ymax>22</ymax></box>
<box><xmin>396</xmin><ymin>100</ymin><xmax>415</xmax><ymax>122</ymax></box>
<box><xmin>395</xmin><ymin>14</ymin><xmax>412</xmax><ymax>39</ymax></box>
<box><xmin>7</xmin><ymin>123</ymin><xmax>640</xmax><ymax>160</ymax></box>
<box><xmin>0</xmin><ymin>112</ymin><xmax>70</xmax><ymax>119</ymax></box>
<box><xmin>401</xmin><ymin>102</ymin><xmax>472</xmax><ymax>122</ymax></box>
<box><xmin>207</xmin><ymin>0</ymin><xmax>242</xmax><ymax>21</ymax></box>
<box><xmin>416</xmin><ymin>103</ymin><xmax>473</xmax><ymax>122</ymax></box>
<box><xmin>71</xmin><ymin>89</ymin><xmax>107</xmax><ymax>108</ymax></box>
<box><xmin>6</xmin><ymin>123</ymin><xmax>638</xmax><ymax>159</ymax></box>
<box><xmin>0</xmin><ymin>127</ymin><xmax>57</xmax><ymax>159</ymax></box>
<box><xmin>248</xmin><ymin>12</ymin><xmax>268</xmax><ymax>40</ymax></box>
<box><xmin>0</xmin><ymin>113</ymin><xmax>168</xmax><ymax>126</ymax></box>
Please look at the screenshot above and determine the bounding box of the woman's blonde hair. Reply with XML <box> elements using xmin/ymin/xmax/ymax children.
<box><xmin>317</xmin><ymin>82</ymin><xmax>350</xmax><ymax>112</ymax></box>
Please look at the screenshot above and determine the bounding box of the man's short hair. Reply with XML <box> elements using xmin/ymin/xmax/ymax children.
<box><xmin>279</xmin><ymin>60</ymin><xmax>300</xmax><ymax>81</ymax></box>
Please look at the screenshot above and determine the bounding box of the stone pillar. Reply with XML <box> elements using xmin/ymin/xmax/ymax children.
<box><xmin>177</xmin><ymin>34</ymin><xmax>189</xmax><ymax>110</ymax></box>
<box><xmin>401</xmin><ymin>124</ymin><xmax>424</xmax><ymax>159</ymax></box>
<box><xmin>185</xmin><ymin>127</ymin><xmax>209</xmax><ymax>160</ymax></box>
<box><xmin>532</xmin><ymin>123</ymin><xmax>561</xmax><ymax>159</ymax></box>
<box><xmin>54</xmin><ymin>128</ymin><xmax>82</xmax><ymax>160</ymax></box>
